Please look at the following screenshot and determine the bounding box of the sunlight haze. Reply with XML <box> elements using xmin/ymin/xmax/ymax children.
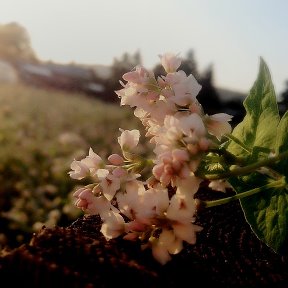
<box><xmin>1</xmin><ymin>0</ymin><xmax>288</xmax><ymax>95</ymax></box>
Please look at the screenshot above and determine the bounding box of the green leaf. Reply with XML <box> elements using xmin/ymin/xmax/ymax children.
<box><xmin>227</xmin><ymin>58</ymin><xmax>288</xmax><ymax>253</ymax></box>
<box><xmin>229</xmin><ymin>175</ymin><xmax>288</xmax><ymax>253</ymax></box>
<box><xmin>275</xmin><ymin>111</ymin><xmax>288</xmax><ymax>175</ymax></box>
<box><xmin>227</xmin><ymin>57</ymin><xmax>280</xmax><ymax>157</ymax></box>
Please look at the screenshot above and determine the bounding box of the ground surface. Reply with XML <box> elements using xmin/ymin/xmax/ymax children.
<box><xmin>0</xmin><ymin>188</ymin><xmax>287</xmax><ymax>288</ymax></box>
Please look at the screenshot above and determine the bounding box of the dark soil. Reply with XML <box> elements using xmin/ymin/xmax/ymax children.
<box><xmin>0</xmin><ymin>187</ymin><xmax>287</xmax><ymax>288</ymax></box>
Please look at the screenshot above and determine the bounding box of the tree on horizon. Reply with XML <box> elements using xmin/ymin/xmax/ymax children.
<box><xmin>0</xmin><ymin>22</ymin><xmax>37</xmax><ymax>64</ymax></box>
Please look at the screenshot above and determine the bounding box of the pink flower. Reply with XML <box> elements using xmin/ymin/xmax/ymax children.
<box><xmin>82</xmin><ymin>148</ymin><xmax>104</xmax><ymax>176</ymax></box>
<box><xmin>68</xmin><ymin>52</ymin><xmax>237</xmax><ymax>265</ymax></box>
<box><xmin>152</xmin><ymin>149</ymin><xmax>190</xmax><ymax>187</ymax></box>
<box><xmin>73</xmin><ymin>186</ymin><xmax>111</xmax><ymax>215</ymax></box>
<box><xmin>159</xmin><ymin>53</ymin><xmax>182</xmax><ymax>73</ymax></box>
<box><xmin>116</xmin><ymin>180</ymin><xmax>146</xmax><ymax>219</ymax></box>
<box><xmin>69</xmin><ymin>160</ymin><xmax>89</xmax><ymax>180</ymax></box>
<box><xmin>208</xmin><ymin>179</ymin><xmax>232</xmax><ymax>192</ymax></box>
<box><xmin>164</xmin><ymin>71</ymin><xmax>202</xmax><ymax>106</ymax></box>
<box><xmin>178</xmin><ymin>113</ymin><xmax>206</xmax><ymax>139</ymax></box>
<box><xmin>175</xmin><ymin>175</ymin><xmax>202</xmax><ymax>197</ymax></box>
<box><xmin>100</xmin><ymin>173</ymin><xmax>121</xmax><ymax>201</ymax></box>
<box><xmin>108</xmin><ymin>154</ymin><xmax>124</xmax><ymax>165</ymax></box>
<box><xmin>118</xmin><ymin>129</ymin><xmax>140</xmax><ymax>151</ymax></box>
<box><xmin>122</xmin><ymin>65</ymin><xmax>150</xmax><ymax>84</ymax></box>
<box><xmin>166</xmin><ymin>192</ymin><xmax>195</xmax><ymax>222</ymax></box>
<box><xmin>152</xmin><ymin>229</ymin><xmax>183</xmax><ymax>265</ymax></box>
<box><xmin>68</xmin><ymin>148</ymin><xmax>104</xmax><ymax>180</ymax></box>
<box><xmin>172</xmin><ymin>222</ymin><xmax>202</xmax><ymax>245</ymax></box>
<box><xmin>206</xmin><ymin>113</ymin><xmax>233</xmax><ymax>140</ymax></box>
<box><xmin>125</xmin><ymin>220</ymin><xmax>148</xmax><ymax>232</ymax></box>
<box><xmin>137</xmin><ymin>187</ymin><xmax>169</xmax><ymax>220</ymax></box>
<box><xmin>101</xmin><ymin>211</ymin><xmax>125</xmax><ymax>240</ymax></box>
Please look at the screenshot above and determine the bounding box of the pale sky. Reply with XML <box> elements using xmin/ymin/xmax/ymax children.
<box><xmin>1</xmin><ymin>0</ymin><xmax>288</xmax><ymax>96</ymax></box>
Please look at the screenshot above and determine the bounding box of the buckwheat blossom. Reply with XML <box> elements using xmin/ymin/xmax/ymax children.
<box><xmin>118</xmin><ymin>129</ymin><xmax>140</xmax><ymax>151</ymax></box>
<box><xmin>151</xmin><ymin>229</ymin><xmax>183</xmax><ymax>265</ymax></box>
<box><xmin>116</xmin><ymin>180</ymin><xmax>147</xmax><ymax>219</ymax></box>
<box><xmin>205</xmin><ymin>113</ymin><xmax>233</xmax><ymax>140</ymax></box>
<box><xmin>115</xmin><ymin>66</ymin><xmax>159</xmax><ymax>108</ymax></box>
<box><xmin>117</xmin><ymin>183</ymin><xmax>169</xmax><ymax>222</ymax></box>
<box><xmin>69</xmin><ymin>160</ymin><xmax>90</xmax><ymax>180</ymax></box>
<box><xmin>69</xmin><ymin>52</ymin><xmax>234</xmax><ymax>265</ymax></box>
<box><xmin>134</xmin><ymin>99</ymin><xmax>177</xmax><ymax>126</ymax></box>
<box><xmin>159</xmin><ymin>53</ymin><xmax>182</xmax><ymax>73</ymax></box>
<box><xmin>177</xmin><ymin>113</ymin><xmax>207</xmax><ymax>139</ymax></box>
<box><xmin>97</xmin><ymin>166</ymin><xmax>141</xmax><ymax>203</ymax></box>
<box><xmin>208</xmin><ymin>179</ymin><xmax>233</xmax><ymax>193</ymax></box>
<box><xmin>152</xmin><ymin>149</ymin><xmax>190</xmax><ymax>187</ymax></box>
<box><xmin>101</xmin><ymin>211</ymin><xmax>125</xmax><ymax>240</ymax></box>
<box><xmin>163</xmin><ymin>71</ymin><xmax>202</xmax><ymax>107</ymax></box>
<box><xmin>116</xmin><ymin>54</ymin><xmax>203</xmax><ymax>130</ymax></box>
<box><xmin>117</xmin><ymin>181</ymin><xmax>202</xmax><ymax>265</ymax></box>
<box><xmin>175</xmin><ymin>174</ymin><xmax>203</xmax><ymax>198</ymax></box>
<box><xmin>73</xmin><ymin>186</ymin><xmax>112</xmax><ymax>216</ymax></box>
<box><xmin>81</xmin><ymin>148</ymin><xmax>104</xmax><ymax>175</ymax></box>
<box><xmin>68</xmin><ymin>148</ymin><xmax>104</xmax><ymax>180</ymax></box>
<box><xmin>122</xmin><ymin>65</ymin><xmax>150</xmax><ymax>84</ymax></box>
<box><xmin>100</xmin><ymin>172</ymin><xmax>121</xmax><ymax>201</ymax></box>
<box><xmin>108</xmin><ymin>153</ymin><xmax>124</xmax><ymax>165</ymax></box>
<box><xmin>150</xmin><ymin>115</ymin><xmax>184</xmax><ymax>148</ymax></box>
<box><xmin>151</xmin><ymin>113</ymin><xmax>208</xmax><ymax>153</ymax></box>
<box><xmin>149</xmin><ymin>186</ymin><xmax>202</xmax><ymax>264</ymax></box>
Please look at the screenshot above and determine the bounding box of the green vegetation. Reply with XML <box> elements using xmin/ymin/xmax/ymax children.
<box><xmin>0</xmin><ymin>83</ymin><xmax>141</xmax><ymax>248</ymax></box>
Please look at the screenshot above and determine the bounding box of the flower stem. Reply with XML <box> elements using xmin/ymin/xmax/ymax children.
<box><xmin>204</xmin><ymin>150</ymin><xmax>288</xmax><ymax>180</ymax></box>
<box><xmin>202</xmin><ymin>177</ymin><xmax>286</xmax><ymax>208</ymax></box>
<box><xmin>208</xmin><ymin>147</ymin><xmax>245</xmax><ymax>165</ymax></box>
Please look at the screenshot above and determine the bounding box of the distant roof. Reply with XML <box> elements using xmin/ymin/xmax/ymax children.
<box><xmin>21</xmin><ymin>63</ymin><xmax>52</xmax><ymax>77</ymax></box>
<box><xmin>45</xmin><ymin>63</ymin><xmax>94</xmax><ymax>80</ymax></box>
<box><xmin>91</xmin><ymin>64</ymin><xmax>112</xmax><ymax>79</ymax></box>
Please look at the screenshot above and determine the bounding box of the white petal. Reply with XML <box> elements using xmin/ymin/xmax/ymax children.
<box><xmin>118</xmin><ymin>129</ymin><xmax>140</xmax><ymax>151</ymax></box>
<box><xmin>152</xmin><ymin>242</ymin><xmax>171</xmax><ymax>265</ymax></box>
<box><xmin>173</xmin><ymin>223</ymin><xmax>202</xmax><ymax>244</ymax></box>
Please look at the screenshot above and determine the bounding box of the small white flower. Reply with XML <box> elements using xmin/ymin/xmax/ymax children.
<box><xmin>166</xmin><ymin>193</ymin><xmax>195</xmax><ymax>222</ymax></box>
<box><xmin>108</xmin><ymin>153</ymin><xmax>124</xmax><ymax>165</ymax></box>
<box><xmin>172</xmin><ymin>222</ymin><xmax>202</xmax><ymax>245</ymax></box>
<box><xmin>81</xmin><ymin>148</ymin><xmax>104</xmax><ymax>176</ymax></box>
<box><xmin>101</xmin><ymin>211</ymin><xmax>125</xmax><ymax>240</ymax></box>
<box><xmin>152</xmin><ymin>229</ymin><xmax>183</xmax><ymax>265</ymax></box>
<box><xmin>208</xmin><ymin>179</ymin><xmax>232</xmax><ymax>192</ymax></box>
<box><xmin>68</xmin><ymin>160</ymin><xmax>89</xmax><ymax>180</ymax></box>
<box><xmin>118</xmin><ymin>129</ymin><xmax>140</xmax><ymax>151</ymax></box>
<box><xmin>206</xmin><ymin>113</ymin><xmax>233</xmax><ymax>140</ymax></box>
<box><xmin>73</xmin><ymin>186</ymin><xmax>112</xmax><ymax>215</ymax></box>
<box><xmin>100</xmin><ymin>174</ymin><xmax>121</xmax><ymax>201</ymax></box>
<box><xmin>159</xmin><ymin>53</ymin><xmax>182</xmax><ymax>73</ymax></box>
<box><xmin>116</xmin><ymin>180</ymin><xmax>146</xmax><ymax>219</ymax></box>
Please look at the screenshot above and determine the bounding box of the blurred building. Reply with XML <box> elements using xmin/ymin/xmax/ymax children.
<box><xmin>0</xmin><ymin>60</ymin><xmax>18</xmax><ymax>83</ymax></box>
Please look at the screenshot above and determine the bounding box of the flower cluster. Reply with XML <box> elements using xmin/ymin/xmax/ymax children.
<box><xmin>69</xmin><ymin>53</ymin><xmax>233</xmax><ymax>264</ymax></box>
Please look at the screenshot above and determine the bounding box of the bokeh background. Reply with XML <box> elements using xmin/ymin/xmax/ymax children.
<box><xmin>0</xmin><ymin>0</ymin><xmax>288</xmax><ymax>248</ymax></box>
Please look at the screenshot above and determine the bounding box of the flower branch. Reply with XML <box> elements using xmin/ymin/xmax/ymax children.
<box><xmin>202</xmin><ymin>150</ymin><xmax>288</xmax><ymax>180</ymax></box>
<box><xmin>68</xmin><ymin>53</ymin><xmax>288</xmax><ymax>264</ymax></box>
<box><xmin>201</xmin><ymin>176</ymin><xmax>286</xmax><ymax>208</ymax></box>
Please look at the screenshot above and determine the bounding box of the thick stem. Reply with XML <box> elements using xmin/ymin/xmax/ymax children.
<box><xmin>202</xmin><ymin>177</ymin><xmax>286</xmax><ymax>208</ymax></box>
<box><xmin>204</xmin><ymin>150</ymin><xmax>288</xmax><ymax>180</ymax></box>
<box><xmin>208</xmin><ymin>147</ymin><xmax>245</xmax><ymax>165</ymax></box>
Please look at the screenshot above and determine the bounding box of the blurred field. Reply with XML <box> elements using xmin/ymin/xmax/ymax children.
<box><xmin>0</xmin><ymin>83</ymin><xmax>142</xmax><ymax>248</ymax></box>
